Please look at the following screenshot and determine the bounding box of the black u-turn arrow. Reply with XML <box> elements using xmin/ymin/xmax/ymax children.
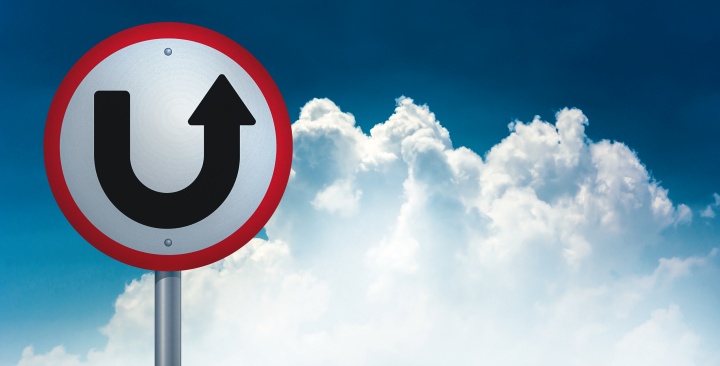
<box><xmin>94</xmin><ymin>75</ymin><xmax>256</xmax><ymax>229</ymax></box>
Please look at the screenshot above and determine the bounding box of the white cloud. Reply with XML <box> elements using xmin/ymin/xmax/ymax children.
<box><xmin>18</xmin><ymin>98</ymin><xmax>718</xmax><ymax>365</ymax></box>
<box><xmin>701</xmin><ymin>192</ymin><xmax>720</xmax><ymax>219</ymax></box>
<box><xmin>701</xmin><ymin>206</ymin><xmax>716</xmax><ymax>218</ymax></box>
<box><xmin>18</xmin><ymin>346</ymin><xmax>81</xmax><ymax>366</ymax></box>
<box><xmin>311</xmin><ymin>179</ymin><xmax>362</xmax><ymax>216</ymax></box>
<box><xmin>615</xmin><ymin>305</ymin><xmax>700</xmax><ymax>366</ymax></box>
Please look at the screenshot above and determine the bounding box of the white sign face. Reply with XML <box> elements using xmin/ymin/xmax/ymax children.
<box><xmin>45</xmin><ymin>23</ymin><xmax>292</xmax><ymax>270</ymax></box>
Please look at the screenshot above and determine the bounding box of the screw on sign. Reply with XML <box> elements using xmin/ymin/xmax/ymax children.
<box><xmin>44</xmin><ymin>23</ymin><xmax>292</xmax><ymax>366</ymax></box>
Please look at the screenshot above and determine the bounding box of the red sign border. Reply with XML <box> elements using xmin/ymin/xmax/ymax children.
<box><xmin>45</xmin><ymin>22</ymin><xmax>292</xmax><ymax>271</ymax></box>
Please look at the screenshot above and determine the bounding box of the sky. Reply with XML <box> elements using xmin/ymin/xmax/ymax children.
<box><xmin>1</xmin><ymin>0</ymin><xmax>720</xmax><ymax>365</ymax></box>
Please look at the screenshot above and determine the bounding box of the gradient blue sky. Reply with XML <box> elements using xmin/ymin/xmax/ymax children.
<box><xmin>2</xmin><ymin>1</ymin><xmax>720</xmax><ymax>365</ymax></box>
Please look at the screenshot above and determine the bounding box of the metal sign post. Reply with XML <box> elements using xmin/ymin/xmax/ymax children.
<box><xmin>155</xmin><ymin>271</ymin><xmax>181</xmax><ymax>366</ymax></box>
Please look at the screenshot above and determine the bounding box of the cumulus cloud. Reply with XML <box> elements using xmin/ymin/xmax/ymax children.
<box><xmin>614</xmin><ymin>305</ymin><xmax>701</xmax><ymax>366</ymax></box>
<box><xmin>701</xmin><ymin>192</ymin><xmax>720</xmax><ymax>219</ymax></box>
<box><xmin>17</xmin><ymin>97</ymin><xmax>718</xmax><ymax>365</ymax></box>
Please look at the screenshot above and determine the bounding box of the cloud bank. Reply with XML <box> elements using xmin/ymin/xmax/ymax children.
<box><xmin>18</xmin><ymin>97</ymin><xmax>718</xmax><ymax>365</ymax></box>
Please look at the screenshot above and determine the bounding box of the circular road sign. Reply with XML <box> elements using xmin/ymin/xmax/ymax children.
<box><xmin>45</xmin><ymin>23</ymin><xmax>292</xmax><ymax>271</ymax></box>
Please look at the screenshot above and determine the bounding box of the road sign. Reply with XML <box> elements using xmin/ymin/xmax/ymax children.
<box><xmin>45</xmin><ymin>23</ymin><xmax>292</xmax><ymax>271</ymax></box>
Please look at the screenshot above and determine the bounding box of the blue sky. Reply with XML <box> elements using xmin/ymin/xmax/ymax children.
<box><xmin>2</xmin><ymin>1</ymin><xmax>720</xmax><ymax>365</ymax></box>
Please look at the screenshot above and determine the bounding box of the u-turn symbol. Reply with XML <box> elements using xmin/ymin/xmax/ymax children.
<box><xmin>94</xmin><ymin>74</ymin><xmax>256</xmax><ymax>228</ymax></box>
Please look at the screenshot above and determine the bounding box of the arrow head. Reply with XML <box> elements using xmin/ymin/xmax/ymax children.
<box><xmin>188</xmin><ymin>74</ymin><xmax>256</xmax><ymax>126</ymax></box>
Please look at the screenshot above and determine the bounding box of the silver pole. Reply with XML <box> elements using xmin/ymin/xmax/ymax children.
<box><xmin>155</xmin><ymin>271</ymin><xmax>181</xmax><ymax>366</ymax></box>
